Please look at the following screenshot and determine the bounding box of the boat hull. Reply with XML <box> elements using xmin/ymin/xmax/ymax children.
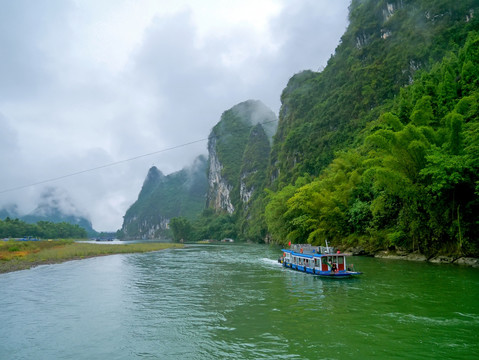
<box><xmin>282</xmin><ymin>261</ymin><xmax>361</xmax><ymax>278</ymax></box>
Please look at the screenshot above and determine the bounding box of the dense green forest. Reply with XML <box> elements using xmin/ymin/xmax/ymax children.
<box><xmin>265</xmin><ymin>32</ymin><xmax>479</xmax><ymax>256</ymax></box>
<box><xmin>168</xmin><ymin>0</ymin><xmax>479</xmax><ymax>257</ymax></box>
<box><xmin>0</xmin><ymin>217</ymin><xmax>87</xmax><ymax>239</ymax></box>
<box><xmin>270</xmin><ymin>0</ymin><xmax>479</xmax><ymax>186</ymax></box>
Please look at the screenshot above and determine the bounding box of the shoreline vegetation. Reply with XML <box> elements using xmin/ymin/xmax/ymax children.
<box><xmin>0</xmin><ymin>240</ymin><xmax>183</xmax><ymax>274</ymax></box>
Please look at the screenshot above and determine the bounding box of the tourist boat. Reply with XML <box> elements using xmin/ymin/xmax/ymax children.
<box><xmin>279</xmin><ymin>244</ymin><xmax>362</xmax><ymax>278</ymax></box>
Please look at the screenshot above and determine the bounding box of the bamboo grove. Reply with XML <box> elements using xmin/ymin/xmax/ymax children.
<box><xmin>265</xmin><ymin>33</ymin><xmax>479</xmax><ymax>256</ymax></box>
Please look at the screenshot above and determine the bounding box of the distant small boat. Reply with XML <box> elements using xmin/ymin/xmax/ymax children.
<box><xmin>279</xmin><ymin>244</ymin><xmax>362</xmax><ymax>278</ymax></box>
<box><xmin>18</xmin><ymin>236</ymin><xmax>40</xmax><ymax>241</ymax></box>
<box><xmin>94</xmin><ymin>238</ymin><xmax>114</xmax><ymax>242</ymax></box>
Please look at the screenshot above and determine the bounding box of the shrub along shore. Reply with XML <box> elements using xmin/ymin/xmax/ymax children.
<box><xmin>0</xmin><ymin>240</ymin><xmax>183</xmax><ymax>274</ymax></box>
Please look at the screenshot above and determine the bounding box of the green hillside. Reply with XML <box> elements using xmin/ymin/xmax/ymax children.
<box><xmin>208</xmin><ymin>100</ymin><xmax>277</xmax><ymax>211</ymax></box>
<box><xmin>238</xmin><ymin>123</ymin><xmax>272</xmax><ymax>241</ymax></box>
<box><xmin>270</xmin><ymin>0</ymin><xmax>479</xmax><ymax>187</ymax></box>
<box><xmin>120</xmin><ymin>155</ymin><xmax>208</xmax><ymax>239</ymax></box>
<box><xmin>187</xmin><ymin>100</ymin><xmax>276</xmax><ymax>242</ymax></box>
<box><xmin>264</xmin><ymin>1</ymin><xmax>479</xmax><ymax>256</ymax></box>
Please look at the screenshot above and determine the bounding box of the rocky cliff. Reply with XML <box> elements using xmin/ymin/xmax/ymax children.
<box><xmin>207</xmin><ymin>135</ymin><xmax>235</xmax><ymax>213</ymax></box>
<box><xmin>120</xmin><ymin>155</ymin><xmax>208</xmax><ymax>239</ymax></box>
<box><xmin>239</xmin><ymin>124</ymin><xmax>270</xmax><ymax>209</ymax></box>
<box><xmin>206</xmin><ymin>100</ymin><xmax>276</xmax><ymax>214</ymax></box>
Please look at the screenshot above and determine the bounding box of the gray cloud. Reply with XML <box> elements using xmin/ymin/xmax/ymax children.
<box><xmin>0</xmin><ymin>0</ymin><xmax>72</xmax><ymax>99</ymax></box>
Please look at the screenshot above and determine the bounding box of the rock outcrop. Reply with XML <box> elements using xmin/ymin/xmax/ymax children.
<box><xmin>120</xmin><ymin>156</ymin><xmax>208</xmax><ymax>239</ymax></box>
<box><xmin>207</xmin><ymin>135</ymin><xmax>235</xmax><ymax>214</ymax></box>
<box><xmin>206</xmin><ymin>100</ymin><xmax>276</xmax><ymax>214</ymax></box>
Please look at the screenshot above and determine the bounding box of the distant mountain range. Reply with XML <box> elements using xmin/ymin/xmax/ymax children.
<box><xmin>0</xmin><ymin>188</ymin><xmax>98</xmax><ymax>237</ymax></box>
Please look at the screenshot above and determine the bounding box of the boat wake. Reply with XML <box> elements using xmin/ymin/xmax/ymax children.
<box><xmin>261</xmin><ymin>258</ymin><xmax>281</xmax><ymax>267</ymax></box>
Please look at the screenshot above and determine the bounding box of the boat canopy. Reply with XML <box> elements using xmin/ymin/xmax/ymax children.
<box><xmin>283</xmin><ymin>244</ymin><xmax>348</xmax><ymax>257</ymax></box>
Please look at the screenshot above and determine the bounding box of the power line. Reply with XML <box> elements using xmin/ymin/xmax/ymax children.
<box><xmin>0</xmin><ymin>118</ymin><xmax>278</xmax><ymax>195</ymax></box>
<box><xmin>0</xmin><ymin>138</ymin><xmax>208</xmax><ymax>195</ymax></box>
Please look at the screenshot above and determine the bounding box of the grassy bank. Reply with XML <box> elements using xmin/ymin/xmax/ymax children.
<box><xmin>0</xmin><ymin>240</ymin><xmax>183</xmax><ymax>274</ymax></box>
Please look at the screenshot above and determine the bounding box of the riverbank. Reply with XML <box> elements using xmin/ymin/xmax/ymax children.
<box><xmin>348</xmin><ymin>247</ymin><xmax>479</xmax><ymax>268</ymax></box>
<box><xmin>0</xmin><ymin>240</ymin><xmax>184</xmax><ymax>274</ymax></box>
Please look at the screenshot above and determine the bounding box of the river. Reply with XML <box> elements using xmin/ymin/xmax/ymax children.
<box><xmin>0</xmin><ymin>243</ymin><xmax>478</xmax><ymax>359</ymax></box>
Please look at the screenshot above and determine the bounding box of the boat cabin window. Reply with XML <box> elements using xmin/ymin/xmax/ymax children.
<box><xmin>338</xmin><ymin>257</ymin><xmax>344</xmax><ymax>265</ymax></box>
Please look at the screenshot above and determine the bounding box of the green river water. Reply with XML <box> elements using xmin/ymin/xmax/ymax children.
<box><xmin>0</xmin><ymin>243</ymin><xmax>478</xmax><ymax>359</ymax></box>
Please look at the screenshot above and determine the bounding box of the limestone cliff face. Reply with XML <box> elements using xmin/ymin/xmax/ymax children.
<box><xmin>239</xmin><ymin>172</ymin><xmax>255</xmax><ymax>204</ymax></box>
<box><xmin>206</xmin><ymin>100</ymin><xmax>276</xmax><ymax>214</ymax></box>
<box><xmin>207</xmin><ymin>135</ymin><xmax>235</xmax><ymax>214</ymax></box>
<box><xmin>122</xmin><ymin>213</ymin><xmax>170</xmax><ymax>239</ymax></box>
<box><xmin>239</xmin><ymin>124</ymin><xmax>270</xmax><ymax>211</ymax></box>
<box><xmin>121</xmin><ymin>167</ymin><xmax>170</xmax><ymax>239</ymax></box>
<box><xmin>120</xmin><ymin>156</ymin><xmax>208</xmax><ymax>239</ymax></box>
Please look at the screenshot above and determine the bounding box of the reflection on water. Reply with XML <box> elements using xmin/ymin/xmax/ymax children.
<box><xmin>0</xmin><ymin>243</ymin><xmax>478</xmax><ymax>359</ymax></box>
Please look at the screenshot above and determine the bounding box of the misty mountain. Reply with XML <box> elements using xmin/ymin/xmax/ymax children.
<box><xmin>0</xmin><ymin>204</ymin><xmax>19</xmax><ymax>219</ymax></box>
<box><xmin>120</xmin><ymin>155</ymin><xmax>208</xmax><ymax>239</ymax></box>
<box><xmin>21</xmin><ymin>208</ymin><xmax>97</xmax><ymax>237</ymax></box>
<box><xmin>206</xmin><ymin>100</ymin><xmax>277</xmax><ymax>214</ymax></box>
<box><xmin>120</xmin><ymin>100</ymin><xmax>276</xmax><ymax>241</ymax></box>
<box><xmin>0</xmin><ymin>188</ymin><xmax>98</xmax><ymax>237</ymax></box>
<box><xmin>203</xmin><ymin>100</ymin><xmax>276</xmax><ymax>241</ymax></box>
<box><xmin>20</xmin><ymin>187</ymin><xmax>97</xmax><ymax>237</ymax></box>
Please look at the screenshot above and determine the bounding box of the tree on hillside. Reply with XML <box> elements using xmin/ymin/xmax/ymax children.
<box><xmin>169</xmin><ymin>217</ymin><xmax>194</xmax><ymax>242</ymax></box>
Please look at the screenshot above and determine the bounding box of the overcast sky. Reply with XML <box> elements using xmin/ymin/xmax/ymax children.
<box><xmin>0</xmin><ymin>0</ymin><xmax>350</xmax><ymax>231</ymax></box>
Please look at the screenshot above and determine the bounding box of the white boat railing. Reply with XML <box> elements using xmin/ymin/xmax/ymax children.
<box><xmin>290</xmin><ymin>244</ymin><xmax>336</xmax><ymax>255</ymax></box>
